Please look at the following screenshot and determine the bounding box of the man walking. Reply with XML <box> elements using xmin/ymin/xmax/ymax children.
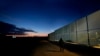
<box><xmin>58</xmin><ymin>38</ymin><xmax>64</xmax><ymax>52</ymax></box>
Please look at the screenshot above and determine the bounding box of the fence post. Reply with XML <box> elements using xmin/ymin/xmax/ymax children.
<box><xmin>75</xmin><ymin>21</ymin><xmax>78</xmax><ymax>43</ymax></box>
<box><xmin>86</xmin><ymin>16</ymin><xmax>90</xmax><ymax>46</ymax></box>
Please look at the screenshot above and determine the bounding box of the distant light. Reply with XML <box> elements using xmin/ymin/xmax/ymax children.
<box><xmin>12</xmin><ymin>35</ymin><xmax>16</xmax><ymax>38</ymax></box>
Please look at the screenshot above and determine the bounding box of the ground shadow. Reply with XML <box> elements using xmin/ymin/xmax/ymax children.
<box><xmin>50</xmin><ymin>41</ymin><xmax>100</xmax><ymax>56</ymax></box>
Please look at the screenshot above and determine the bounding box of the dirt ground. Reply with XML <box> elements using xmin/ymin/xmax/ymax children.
<box><xmin>32</xmin><ymin>40</ymin><xmax>80</xmax><ymax>56</ymax></box>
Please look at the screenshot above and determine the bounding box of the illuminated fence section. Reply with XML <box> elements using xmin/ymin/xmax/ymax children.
<box><xmin>88</xmin><ymin>10</ymin><xmax>100</xmax><ymax>46</ymax></box>
<box><xmin>70</xmin><ymin>22</ymin><xmax>77</xmax><ymax>43</ymax></box>
<box><xmin>76</xmin><ymin>17</ymin><xmax>88</xmax><ymax>45</ymax></box>
<box><xmin>55</xmin><ymin>27</ymin><xmax>64</xmax><ymax>41</ymax></box>
<box><xmin>89</xmin><ymin>30</ymin><xmax>100</xmax><ymax>46</ymax></box>
<box><xmin>49</xmin><ymin>10</ymin><xmax>100</xmax><ymax>46</ymax></box>
<box><xmin>54</xmin><ymin>31</ymin><xmax>60</xmax><ymax>41</ymax></box>
<box><xmin>62</xmin><ymin>25</ymin><xmax>70</xmax><ymax>42</ymax></box>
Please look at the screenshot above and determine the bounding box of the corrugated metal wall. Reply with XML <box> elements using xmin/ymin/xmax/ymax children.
<box><xmin>49</xmin><ymin>10</ymin><xmax>100</xmax><ymax>46</ymax></box>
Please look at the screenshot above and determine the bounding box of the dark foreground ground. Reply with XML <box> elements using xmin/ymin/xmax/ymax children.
<box><xmin>0</xmin><ymin>36</ymin><xmax>100</xmax><ymax>56</ymax></box>
<box><xmin>0</xmin><ymin>36</ymin><xmax>48</xmax><ymax>56</ymax></box>
<box><xmin>51</xmin><ymin>41</ymin><xmax>100</xmax><ymax>56</ymax></box>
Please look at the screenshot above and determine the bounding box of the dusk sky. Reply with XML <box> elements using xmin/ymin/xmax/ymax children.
<box><xmin>0</xmin><ymin>0</ymin><xmax>100</xmax><ymax>33</ymax></box>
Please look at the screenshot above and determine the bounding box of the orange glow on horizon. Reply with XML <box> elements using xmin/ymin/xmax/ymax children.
<box><xmin>6</xmin><ymin>32</ymin><xmax>48</xmax><ymax>37</ymax></box>
<box><xmin>24</xmin><ymin>32</ymin><xmax>48</xmax><ymax>37</ymax></box>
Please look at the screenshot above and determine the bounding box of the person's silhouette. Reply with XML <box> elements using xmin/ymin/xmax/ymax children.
<box><xmin>58</xmin><ymin>38</ymin><xmax>64</xmax><ymax>52</ymax></box>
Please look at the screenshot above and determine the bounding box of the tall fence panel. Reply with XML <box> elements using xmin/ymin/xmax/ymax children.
<box><xmin>77</xmin><ymin>17</ymin><xmax>87</xmax><ymax>31</ymax></box>
<box><xmin>77</xmin><ymin>31</ymin><xmax>88</xmax><ymax>45</ymax></box>
<box><xmin>76</xmin><ymin>17</ymin><xmax>89</xmax><ymax>45</ymax></box>
<box><xmin>88</xmin><ymin>10</ymin><xmax>100</xmax><ymax>46</ymax></box>
<box><xmin>88</xmin><ymin>10</ymin><xmax>100</xmax><ymax>30</ymax></box>
<box><xmin>70</xmin><ymin>22</ymin><xmax>77</xmax><ymax>42</ymax></box>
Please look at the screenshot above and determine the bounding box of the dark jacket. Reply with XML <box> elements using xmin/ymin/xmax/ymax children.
<box><xmin>59</xmin><ymin>38</ymin><xmax>64</xmax><ymax>47</ymax></box>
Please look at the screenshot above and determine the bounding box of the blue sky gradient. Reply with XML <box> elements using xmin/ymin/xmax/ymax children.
<box><xmin>0</xmin><ymin>0</ymin><xmax>100</xmax><ymax>33</ymax></box>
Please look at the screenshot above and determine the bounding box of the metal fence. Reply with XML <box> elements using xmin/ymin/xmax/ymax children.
<box><xmin>49</xmin><ymin>10</ymin><xmax>100</xmax><ymax>46</ymax></box>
